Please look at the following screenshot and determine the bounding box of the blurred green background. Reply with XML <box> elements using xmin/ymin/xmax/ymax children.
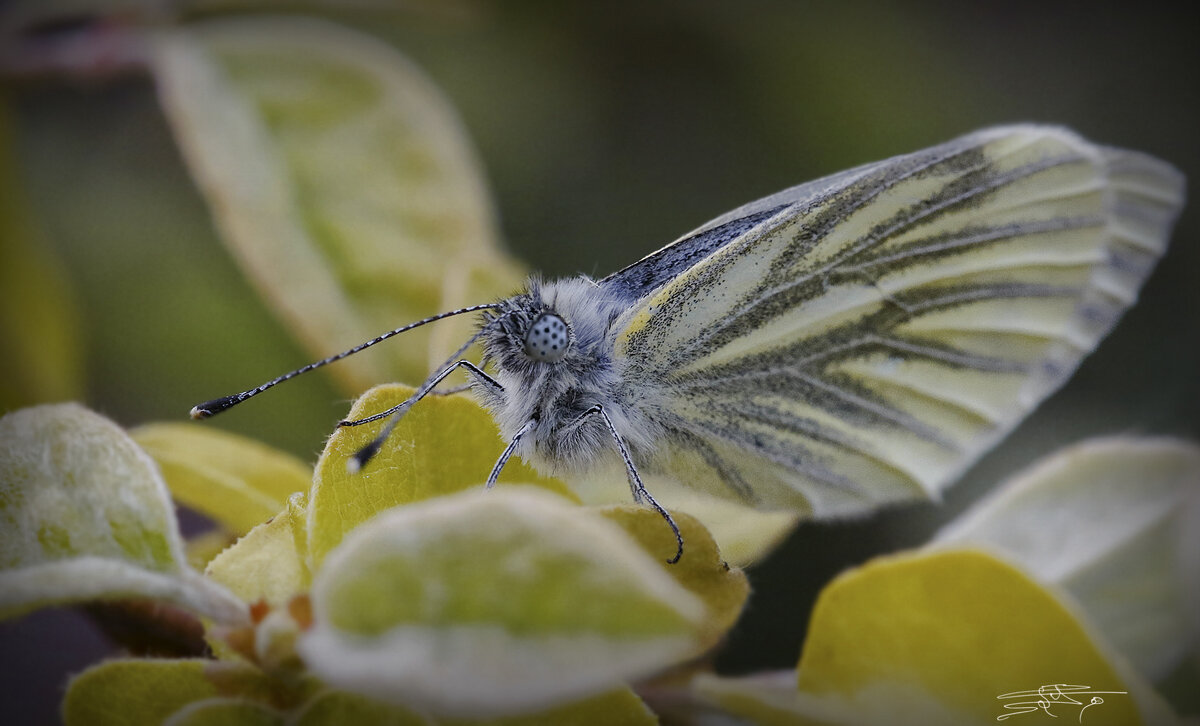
<box><xmin>3</xmin><ymin>1</ymin><xmax>1198</xmax><ymax>723</ymax></box>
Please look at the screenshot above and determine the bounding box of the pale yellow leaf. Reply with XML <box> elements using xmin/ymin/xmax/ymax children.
<box><xmin>149</xmin><ymin>17</ymin><xmax>523</xmax><ymax>391</ymax></box>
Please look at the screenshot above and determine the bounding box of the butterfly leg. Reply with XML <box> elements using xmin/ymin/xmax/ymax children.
<box><xmin>430</xmin><ymin>383</ymin><xmax>473</xmax><ymax>396</ymax></box>
<box><xmin>581</xmin><ymin>404</ymin><xmax>684</xmax><ymax>564</ymax></box>
<box><xmin>339</xmin><ymin>360</ymin><xmax>502</xmax><ymax>427</ymax></box>
<box><xmin>430</xmin><ymin>361</ymin><xmax>505</xmax><ymax>397</ymax></box>
<box><xmin>485</xmin><ymin>418</ymin><xmax>537</xmax><ymax>489</ymax></box>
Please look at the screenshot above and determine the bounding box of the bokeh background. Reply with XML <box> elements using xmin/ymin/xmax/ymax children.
<box><xmin>3</xmin><ymin>2</ymin><xmax>1198</xmax><ymax>723</ymax></box>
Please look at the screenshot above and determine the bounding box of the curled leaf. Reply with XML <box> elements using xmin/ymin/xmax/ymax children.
<box><xmin>300</xmin><ymin>488</ymin><xmax>705</xmax><ymax>717</ymax></box>
<box><xmin>0</xmin><ymin>404</ymin><xmax>245</xmax><ymax>623</ymax></box>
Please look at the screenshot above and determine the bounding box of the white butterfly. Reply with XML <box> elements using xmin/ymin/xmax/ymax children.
<box><xmin>194</xmin><ymin>125</ymin><xmax>1185</xmax><ymax>562</ymax></box>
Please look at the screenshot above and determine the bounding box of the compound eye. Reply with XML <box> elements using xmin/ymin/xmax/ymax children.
<box><xmin>523</xmin><ymin>313</ymin><xmax>570</xmax><ymax>363</ymax></box>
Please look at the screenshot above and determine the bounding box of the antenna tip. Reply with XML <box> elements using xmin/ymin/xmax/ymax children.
<box><xmin>189</xmin><ymin>394</ymin><xmax>242</xmax><ymax>420</ymax></box>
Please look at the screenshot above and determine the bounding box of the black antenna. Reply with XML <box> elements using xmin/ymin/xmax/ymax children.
<box><xmin>189</xmin><ymin>303</ymin><xmax>502</xmax><ymax>419</ymax></box>
<box><xmin>347</xmin><ymin>311</ymin><xmax>513</xmax><ymax>473</ymax></box>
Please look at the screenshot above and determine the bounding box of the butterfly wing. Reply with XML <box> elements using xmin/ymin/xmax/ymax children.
<box><xmin>602</xmin><ymin>164</ymin><xmax>887</xmax><ymax>300</ymax></box>
<box><xmin>607</xmin><ymin>125</ymin><xmax>1185</xmax><ymax>517</ymax></box>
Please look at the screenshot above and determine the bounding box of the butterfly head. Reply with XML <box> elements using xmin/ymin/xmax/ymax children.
<box><xmin>481</xmin><ymin>277</ymin><xmax>618</xmax><ymax>391</ymax></box>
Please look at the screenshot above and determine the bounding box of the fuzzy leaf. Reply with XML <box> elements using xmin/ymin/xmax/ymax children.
<box><xmin>62</xmin><ymin>659</ymin><xmax>272</xmax><ymax>726</ymax></box>
<box><xmin>164</xmin><ymin>698</ymin><xmax>284</xmax><ymax>726</ymax></box>
<box><xmin>292</xmin><ymin>686</ymin><xmax>655</xmax><ymax>726</ymax></box>
<box><xmin>694</xmin><ymin>669</ymin><xmax>976</xmax><ymax>726</ymax></box>
<box><xmin>792</xmin><ymin>549</ymin><xmax>1166</xmax><ymax>726</ymax></box>
<box><xmin>0</xmin><ymin>404</ymin><xmax>245</xmax><ymax>623</ymax></box>
<box><xmin>599</xmin><ymin>505</ymin><xmax>749</xmax><ymax>652</ymax></box>
<box><xmin>132</xmin><ymin>422</ymin><xmax>312</xmax><ymax>535</ymax></box>
<box><xmin>307</xmin><ymin>384</ymin><xmax>573</xmax><ymax>569</ymax></box>
<box><xmin>291</xmin><ymin>690</ymin><xmax>431</xmax><ymax>726</ymax></box>
<box><xmin>186</xmin><ymin>530</ymin><xmax>237</xmax><ymax>571</ymax></box>
<box><xmin>206</xmin><ymin>492</ymin><xmax>311</xmax><ymax>608</ymax></box>
<box><xmin>573</xmin><ymin>464</ymin><xmax>800</xmax><ymax>567</ymax></box>
<box><xmin>300</xmin><ymin>488</ymin><xmax>705</xmax><ymax>717</ymax></box>
<box><xmin>149</xmin><ymin>16</ymin><xmax>524</xmax><ymax>392</ymax></box>
<box><xmin>628</xmin><ymin>482</ymin><xmax>800</xmax><ymax>567</ymax></box>
<box><xmin>932</xmin><ymin>437</ymin><xmax>1200</xmax><ymax>681</ymax></box>
<box><xmin>442</xmin><ymin>686</ymin><xmax>657</xmax><ymax>726</ymax></box>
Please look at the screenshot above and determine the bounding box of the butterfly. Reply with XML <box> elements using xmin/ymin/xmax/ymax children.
<box><xmin>193</xmin><ymin>125</ymin><xmax>1184</xmax><ymax>563</ymax></box>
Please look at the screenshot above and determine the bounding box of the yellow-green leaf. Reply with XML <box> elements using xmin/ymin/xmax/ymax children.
<box><xmin>207</xmin><ymin>492</ymin><xmax>311</xmax><ymax>609</ymax></box>
<box><xmin>291</xmin><ymin>690</ymin><xmax>432</xmax><ymax>726</ymax></box>
<box><xmin>186</xmin><ymin>530</ymin><xmax>237</xmax><ymax>571</ymax></box>
<box><xmin>693</xmin><ymin>669</ymin><xmax>972</xmax><ymax>726</ymax></box>
<box><xmin>164</xmin><ymin>698</ymin><xmax>284</xmax><ymax>726</ymax></box>
<box><xmin>599</xmin><ymin>505</ymin><xmax>749</xmax><ymax>652</ymax></box>
<box><xmin>669</xmin><ymin>493</ymin><xmax>798</xmax><ymax>568</ymax></box>
<box><xmin>307</xmin><ymin>384</ymin><xmax>573</xmax><ymax>569</ymax></box>
<box><xmin>293</xmin><ymin>686</ymin><xmax>656</xmax><ymax>726</ymax></box>
<box><xmin>795</xmin><ymin>549</ymin><xmax>1161</xmax><ymax>726</ymax></box>
<box><xmin>933</xmin><ymin>436</ymin><xmax>1200</xmax><ymax>682</ymax></box>
<box><xmin>132</xmin><ymin>422</ymin><xmax>312</xmax><ymax>535</ymax></box>
<box><xmin>149</xmin><ymin>16</ymin><xmax>524</xmax><ymax>392</ymax></box>
<box><xmin>574</xmin><ymin>471</ymin><xmax>799</xmax><ymax>567</ymax></box>
<box><xmin>63</xmin><ymin>658</ymin><xmax>272</xmax><ymax>726</ymax></box>
<box><xmin>0</xmin><ymin>99</ymin><xmax>83</xmax><ymax>411</ymax></box>
<box><xmin>300</xmin><ymin>488</ymin><xmax>705</xmax><ymax>718</ymax></box>
<box><xmin>0</xmin><ymin>404</ymin><xmax>245</xmax><ymax>623</ymax></box>
<box><xmin>443</xmin><ymin>686</ymin><xmax>657</xmax><ymax>726</ymax></box>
